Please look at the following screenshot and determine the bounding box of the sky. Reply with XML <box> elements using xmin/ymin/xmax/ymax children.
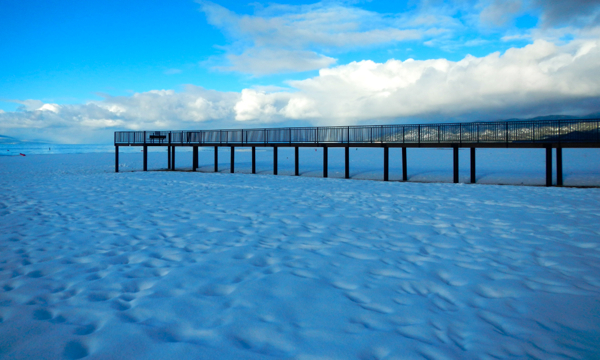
<box><xmin>1</xmin><ymin>0</ymin><xmax>600</xmax><ymax>143</ymax></box>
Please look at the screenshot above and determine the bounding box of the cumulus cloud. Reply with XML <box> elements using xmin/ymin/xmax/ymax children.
<box><xmin>533</xmin><ymin>0</ymin><xmax>600</xmax><ymax>28</ymax></box>
<box><xmin>0</xmin><ymin>87</ymin><xmax>240</xmax><ymax>143</ymax></box>
<box><xmin>2</xmin><ymin>39</ymin><xmax>599</xmax><ymax>143</ymax></box>
<box><xmin>277</xmin><ymin>38</ymin><xmax>600</xmax><ymax>123</ymax></box>
<box><xmin>480</xmin><ymin>0</ymin><xmax>523</xmax><ymax>27</ymax></box>
<box><xmin>223</xmin><ymin>48</ymin><xmax>336</xmax><ymax>75</ymax></box>
<box><xmin>199</xmin><ymin>1</ymin><xmax>422</xmax><ymax>75</ymax></box>
<box><xmin>195</xmin><ymin>0</ymin><xmax>600</xmax><ymax>77</ymax></box>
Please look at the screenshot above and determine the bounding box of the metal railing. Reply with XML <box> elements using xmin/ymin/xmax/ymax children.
<box><xmin>115</xmin><ymin>119</ymin><xmax>600</xmax><ymax>146</ymax></box>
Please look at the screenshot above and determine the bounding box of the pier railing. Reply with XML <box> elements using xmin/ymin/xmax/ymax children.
<box><xmin>115</xmin><ymin>119</ymin><xmax>600</xmax><ymax>146</ymax></box>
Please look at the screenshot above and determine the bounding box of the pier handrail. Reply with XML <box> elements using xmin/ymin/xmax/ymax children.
<box><xmin>114</xmin><ymin>118</ymin><xmax>600</xmax><ymax>146</ymax></box>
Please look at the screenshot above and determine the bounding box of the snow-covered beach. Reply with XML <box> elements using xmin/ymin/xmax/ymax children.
<box><xmin>1</xmin><ymin>151</ymin><xmax>600</xmax><ymax>359</ymax></box>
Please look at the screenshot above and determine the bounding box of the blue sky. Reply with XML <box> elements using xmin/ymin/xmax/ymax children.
<box><xmin>1</xmin><ymin>0</ymin><xmax>600</xmax><ymax>143</ymax></box>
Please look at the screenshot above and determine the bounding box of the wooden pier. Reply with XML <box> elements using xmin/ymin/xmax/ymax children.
<box><xmin>114</xmin><ymin>119</ymin><xmax>600</xmax><ymax>186</ymax></box>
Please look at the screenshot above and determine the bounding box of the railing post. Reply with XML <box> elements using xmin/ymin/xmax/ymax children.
<box><xmin>115</xmin><ymin>146</ymin><xmax>119</xmax><ymax>173</ymax></box>
<box><xmin>168</xmin><ymin>146</ymin><xmax>171</xmax><ymax>170</ymax></box>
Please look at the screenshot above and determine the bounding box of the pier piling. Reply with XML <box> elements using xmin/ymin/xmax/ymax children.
<box><xmin>214</xmin><ymin>146</ymin><xmax>218</xmax><ymax>172</ymax></box>
<box><xmin>470</xmin><ymin>148</ymin><xmax>476</xmax><ymax>184</ymax></box>
<box><xmin>383</xmin><ymin>146</ymin><xmax>389</xmax><ymax>181</ymax></box>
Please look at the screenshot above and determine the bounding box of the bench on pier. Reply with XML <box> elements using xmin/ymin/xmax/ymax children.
<box><xmin>149</xmin><ymin>134</ymin><xmax>167</xmax><ymax>143</ymax></box>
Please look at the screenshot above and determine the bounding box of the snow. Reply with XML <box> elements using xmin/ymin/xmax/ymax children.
<box><xmin>1</xmin><ymin>150</ymin><xmax>600</xmax><ymax>359</ymax></box>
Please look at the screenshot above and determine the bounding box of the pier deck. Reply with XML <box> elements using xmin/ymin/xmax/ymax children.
<box><xmin>114</xmin><ymin>119</ymin><xmax>600</xmax><ymax>186</ymax></box>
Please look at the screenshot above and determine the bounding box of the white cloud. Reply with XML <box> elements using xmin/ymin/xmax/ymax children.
<box><xmin>194</xmin><ymin>0</ymin><xmax>600</xmax><ymax>77</ymax></box>
<box><xmin>199</xmin><ymin>1</ymin><xmax>423</xmax><ymax>75</ymax></box>
<box><xmin>479</xmin><ymin>0</ymin><xmax>523</xmax><ymax>27</ymax></box>
<box><xmin>223</xmin><ymin>48</ymin><xmax>336</xmax><ymax>75</ymax></box>
<box><xmin>39</xmin><ymin>103</ymin><xmax>60</xmax><ymax>113</ymax></box>
<box><xmin>2</xmin><ymin>39</ymin><xmax>600</xmax><ymax>143</ymax></box>
<box><xmin>201</xmin><ymin>1</ymin><xmax>421</xmax><ymax>48</ymax></box>
<box><xmin>278</xmin><ymin>38</ymin><xmax>600</xmax><ymax>123</ymax></box>
<box><xmin>0</xmin><ymin>87</ymin><xmax>241</xmax><ymax>143</ymax></box>
<box><xmin>533</xmin><ymin>0</ymin><xmax>600</xmax><ymax>28</ymax></box>
<box><xmin>10</xmin><ymin>99</ymin><xmax>45</xmax><ymax>111</ymax></box>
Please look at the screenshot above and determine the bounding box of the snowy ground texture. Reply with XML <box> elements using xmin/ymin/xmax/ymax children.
<box><xmin>1</xmin><ymin>151</ymin><xmax>600</xmax><ymax>359</ymax></box>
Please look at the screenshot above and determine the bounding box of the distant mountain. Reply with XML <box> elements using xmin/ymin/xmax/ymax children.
<box><xmin>502</xmin><ymin>112</ymin><xmax>600</xmax><ymax>122</ymax></box>
<box><xmin>0</xmin><ymin>135</ymin><xmax>52</xmax><ymax>145</ymax></box>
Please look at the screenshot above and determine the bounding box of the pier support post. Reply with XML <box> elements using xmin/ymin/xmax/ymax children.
<box><xmin>143</xmin><ymin>145</ymin><xmax>147</xmax><ymax>171</ymax></box>
<box><xmin>402</xmin><ymin>147</ymin><xmax>407</xmax><ymax>181</ymax></box>
<box><xmin>193</xmin><ymin>146</ymin><xmax>198</xmax><ymax>171</ymax></box>
<box><xmin>252</xmin><ymin>147</ymin><xmax>256</xmax><ymax>174</ymax></box>
<box><xmin>345</xmin><ymin>147</ymin><xmax>350</xmax><ymax>179</ymax></box>
<box><xmin>214</xmin><ymin>146</ymin><xmax>218</xmax><ymax>172</ymax></box>
<box><xmin>383</xmin><ymin>146</ymin><xmax>389</xmax><ymax>181</ymax></box>
<box><xmin>273</xmin><ymin>146</ymin><xmax>278</xmax><ymax>175</ymax></box>
<box><xmin>453</xmin><ymin>146</ymin><xmax>459</xmax><ymax>183</ymax></box>
<box><xmin>323</xmin><ymin>147</ymin><xmax>328</xmax><ymax>178</ymax></box>
<box><xmin>168</xmin><ymin>146</ymin><xmax>171</xmax><ymax>170</ymax></box>
<box><xmin>470</xmin><ymin>148</ymin><xmax>476</xmax><ymax>184</ymax></box>
<box><xmin>115</xmin><ymin>146</ymin><xmax>119</xmax><ymax>173</ymax></box>
<box><xmin>230</xmin><ymin>146</ymin><xmax>235</xmax><ymax>173</ymax></box>
<box><xmin>295</xmin><ymin>146</ymin><xmax>299</xmax><ymax>176</ymax></box>
<box><xmin>171</xmin><ymin>146</ymin><xmax>176</xmax><ymax>171</ymax></box>
<box><xmin>546</xmin><ymin>146</ymin><xmax>552</xmax><ymax>187</ymax></box>
<box><xmin>556</xmin><ymin>147</ymin><xmax>563</xmax><ymax>186</ymax></box>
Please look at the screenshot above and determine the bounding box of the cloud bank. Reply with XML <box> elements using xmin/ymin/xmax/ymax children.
<box><xmin>198</xmin><ymin>0</ymin><xmax>600</xmax><ymax>76</ymax></box>
<box><xmin>199</xmin><ymin>1</ymin><xmax>424</xmax><ymax>74</ymax></box>
<box><xmin>2</xmin><ymin>38</ymin><xmax>599</xmax><ymax>143</ymax></box>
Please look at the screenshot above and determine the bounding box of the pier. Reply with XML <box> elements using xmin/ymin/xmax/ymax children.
<box><xmin>114</xmin><ymin>119</ymin><xmax>600</xmax><ymax>186</ymax></box>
